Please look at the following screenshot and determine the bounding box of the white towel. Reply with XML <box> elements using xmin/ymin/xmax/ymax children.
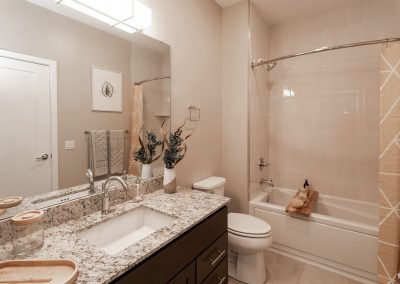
<box><xmin>109</xmin><ymin>130</ymin><xmax>125</xmax><ymax>174</ymax></box>
<box><xmin>89</xmin><ymin>130</ymin><xmax>109</xmax><ymax>177</ymax></box>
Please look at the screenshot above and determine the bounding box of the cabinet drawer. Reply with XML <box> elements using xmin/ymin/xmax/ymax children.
<box><xmin>168</xmin><ymin>261</ymin><xmax>195</xmax><ymax>284</ymax></box>
<box><xmin>202</xmin><ymin>256</ymin><xmax>228</xmax><ymax>284</ymax></box>
<box><xmin>196</xmin><ymin>232</ymin><xmax>228</xmax><ymax>283</ymax></box>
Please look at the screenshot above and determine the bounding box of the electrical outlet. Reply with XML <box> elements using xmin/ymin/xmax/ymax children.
<box><xmin>65</xmin><ymin>140</ymin><xmax>76</xmax><ymax>150</ymax></box>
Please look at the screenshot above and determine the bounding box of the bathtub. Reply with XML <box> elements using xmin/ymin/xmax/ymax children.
<box><xmin>249</xmin><ymin>188</ymin><xmax>378</xmax><ymax>283</ymax></box>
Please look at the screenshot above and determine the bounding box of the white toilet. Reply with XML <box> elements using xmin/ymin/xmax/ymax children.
<box><xmin>193</xmin><ymin>176</ymin><xmax>273</xmax><ymax>284</ymax></box>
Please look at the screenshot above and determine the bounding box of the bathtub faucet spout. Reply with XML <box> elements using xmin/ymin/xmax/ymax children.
<box><xmin>259</xmin><ymin>178</ymin><xmax>274</xmax><ymax>187</ymax></box>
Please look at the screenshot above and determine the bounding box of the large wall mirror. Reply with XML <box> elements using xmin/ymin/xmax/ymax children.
<box><xmin>0</xmin><ymin>0</ymin><xmax>170</xmax><ymax>219</ymax></box>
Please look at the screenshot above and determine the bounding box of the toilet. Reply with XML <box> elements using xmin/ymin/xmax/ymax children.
<box><xmin>193</xmin><ymin>176</ymin><xmax>273</xmax><ymax>284</ymax></box>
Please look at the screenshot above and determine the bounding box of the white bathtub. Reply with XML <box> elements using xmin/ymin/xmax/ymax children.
<box><xmin>249</xmin><ymin>188</ymin><xmax>378</xmax><ymax>283</ymax></box>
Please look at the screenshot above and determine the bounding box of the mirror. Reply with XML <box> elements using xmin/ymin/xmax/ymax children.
<box><xmin>0</xmin><ymin>0</ymin><xmax>170</xmax><ymax>219</ymax></box>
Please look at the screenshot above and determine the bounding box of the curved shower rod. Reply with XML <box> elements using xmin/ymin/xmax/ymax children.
<box><xmin>134</xmin><ymin>76</ymin><xmax>171</xmax><ymax>85</ymax></box>
<box><xmin>251</xmin><ymin>37</ymin><xmax>400</xmax><ymax>70</ymax></box>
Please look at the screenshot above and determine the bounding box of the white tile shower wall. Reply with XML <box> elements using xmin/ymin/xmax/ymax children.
<box><xmin>267</xmin><ymin>0</ymin><xmax>400</xmax><ymax>202</ymax></box>
<box><xmin>249</xmin><ymin>3</ymin><xmax>271</xmax><ymax>200</ymax></box>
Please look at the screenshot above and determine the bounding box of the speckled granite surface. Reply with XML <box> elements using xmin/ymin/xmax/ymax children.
<box><xmin>0</xmin><ymin>175</ymin><xmax>164</xmax><ymax>221</ymax></box>
<box><xmin>0</xmin><ymin>176</ymin><xmax>163</xmax><ymax>244</ymax></box>
<box><xmin>0</xmin><ymin>188</ymin><xmax>230</xmax><ymax>283</ymax></box>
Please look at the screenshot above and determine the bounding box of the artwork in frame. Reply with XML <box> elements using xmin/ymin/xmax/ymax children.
<box><xmin>91</xmin><ymin>66</ymin><xmax>122</xmax><ymax>112</ymax></box>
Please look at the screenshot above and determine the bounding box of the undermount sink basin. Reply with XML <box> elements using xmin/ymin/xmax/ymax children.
<box><xmin>78</xmin><ymin>206</ymin><xmax>176</xmax><ymax>255</ymax></box>
<box><xmin>32</xmin><ymin>188</ymin><xmax>91</xmax><ymax>208</ymax></box>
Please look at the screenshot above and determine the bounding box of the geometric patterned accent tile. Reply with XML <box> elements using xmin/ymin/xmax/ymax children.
<box><xmin>378</xmin><ymin>43</ymin><xmax>400</xmax><ymax>284</ymax></box>
<box><xmin>379</xmin><ymin>175</ymin><xmax>400</xmax><ymax>208</ymax></box>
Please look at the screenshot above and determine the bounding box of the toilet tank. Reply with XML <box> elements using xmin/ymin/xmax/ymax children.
<box><xmin>192</xmin><ymin>176</ymin><xmax>226</xmax><ymax>196</ymax></box>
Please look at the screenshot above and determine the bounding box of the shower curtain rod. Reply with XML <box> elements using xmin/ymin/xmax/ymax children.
<box><xmin>134</xmin><ymin>76</ymin><xmax>171</xmax><ymax>85</ymax></box>
<box><xmin>251</xmin><ymin>37</ymin><xmax>400</xmax><ymax>69</ymax></box>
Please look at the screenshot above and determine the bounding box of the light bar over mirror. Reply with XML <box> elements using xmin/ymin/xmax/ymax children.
<box><xmin>55</xmin><ymin>0</ymin><xmax>152</xmax><ymax>33</ymax></box>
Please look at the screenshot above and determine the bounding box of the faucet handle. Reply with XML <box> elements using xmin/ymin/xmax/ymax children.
<box><xmin>86</xmin><ymin>168</ymin><xmax>93</xmax><ymax>179</ymax></box>
<box><xmin>258</xmin><ymin>157</ymin><xmax>269</xmax><ymax>169</ymax></box>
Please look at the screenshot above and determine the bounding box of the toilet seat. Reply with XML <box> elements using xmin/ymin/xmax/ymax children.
<box><xmin>228</xmin><ymin>213</ymin><xmax>271</xmax><ymax>238</ymax></box>
<box><xmin>228</xmin><ymin>228</ymin><xmax>271</xmax><ymax>238</ymax></box>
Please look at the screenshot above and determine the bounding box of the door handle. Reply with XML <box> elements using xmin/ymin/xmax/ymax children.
<box><xmin>36</xmin><ymin>154</ymin><xmax>49</xmax><ymax>161</ymax></box>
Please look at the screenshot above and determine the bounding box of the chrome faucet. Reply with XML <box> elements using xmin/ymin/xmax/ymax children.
<box><xmin>259</xmin><ymin>178</ymin><xmax>274</xmax><ymax>187</ymax></box>
<box><xmin>101</xmin><ymin>176</ymin><xmax>128</xmax><ymax>215</ymax></box>
<box><xmin>86</xmin><ymin>169</ymin><xmax>95</xmax><ymax>194</ymax></box>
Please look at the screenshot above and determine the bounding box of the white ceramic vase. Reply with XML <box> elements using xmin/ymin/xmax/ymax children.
<box><xmin>141</xmin><ymin>164</ymin><xmax>153</xmax><ymax>180</ymax></box>
<box><xmin>163</xmin><ymin>167</ymin><xmax>177</xmax><ymax>194</ymax></box>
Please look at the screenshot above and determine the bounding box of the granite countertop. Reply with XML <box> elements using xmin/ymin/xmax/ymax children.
<box><xmin>0</xmin><ymin>188</ymin><xmax>230</xmax><ymax>283</ymax></box>
<box><xmin>0</xmin><ymin>176</ymin><xmax>139</xmax><ymax>221</ymax></box>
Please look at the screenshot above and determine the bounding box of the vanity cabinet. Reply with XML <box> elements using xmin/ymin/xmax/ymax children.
<box><xmin>112</xmin><ymin>206</ymin><xmax>228</xmax><ymax>284</ymax></box>
<box><xmin>168</xmin><ymin>261</ymin><xmax>195</xmax><ymax>284</ymax></box>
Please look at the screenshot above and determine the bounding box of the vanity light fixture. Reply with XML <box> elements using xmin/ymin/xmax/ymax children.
<box><xmin>55</xmin><ymin>0</ymin><xmax>152</xmax><ymax>34</ymax></box>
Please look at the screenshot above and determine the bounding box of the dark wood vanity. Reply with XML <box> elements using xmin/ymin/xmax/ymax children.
<box><xmin>112</xmin><ymin>206</ymin><xmax>228</xmax><ymax>284</ymax></box>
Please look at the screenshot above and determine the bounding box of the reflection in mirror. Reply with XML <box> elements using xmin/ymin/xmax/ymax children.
<box><xmin>0</xmin><ymin>0</ymin><xmax>170</xmax><ymax>220</ymax></box>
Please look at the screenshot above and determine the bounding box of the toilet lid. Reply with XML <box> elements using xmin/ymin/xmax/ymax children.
<box><xmin>228</xmin><ymin>213</ymin><xmax>271</xmax><ymax>237</ymax></box>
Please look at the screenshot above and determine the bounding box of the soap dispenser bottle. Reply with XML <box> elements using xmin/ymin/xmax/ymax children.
<box><xmin>298</xmin><ymin>179</ymin><xmax>310</xmax><ymax>201</ymax></box>
<box><xmin>134</xmin><ymin>177</ymin><xmax>143</xmax><ymax>202</ymax></box>
<box><xmin>303</xmin><ymin>179</ymin><xmax>309</xmax><ymax>189</ymax></box>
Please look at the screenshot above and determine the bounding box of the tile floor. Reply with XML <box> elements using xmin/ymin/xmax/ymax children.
<box><xmin>229</xmin><ymin>250</ymin><xmax>362</xmax><ymax>284</ymax></box>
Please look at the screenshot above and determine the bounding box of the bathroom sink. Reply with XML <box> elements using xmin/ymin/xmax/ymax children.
<box><xmin>77</xmin><ymin>206</ymin><xmax>176</xmax><ymax>255</ymax></box>
<box><xmin>32</xmin><ymin>188</ymin><xmax>91</xmax><ymax>208</ymax></box>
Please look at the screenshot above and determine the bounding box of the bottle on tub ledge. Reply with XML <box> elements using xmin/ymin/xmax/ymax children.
<box><xmin>298</xmin><ymin>179</ymin><xmax>310</xmax><ymax>202</ymax></box>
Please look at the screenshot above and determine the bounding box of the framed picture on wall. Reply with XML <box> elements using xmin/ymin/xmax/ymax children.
<box><xmin>91</xmin><ymin>66</ymin><xmax>122</xmax><ymax>112</ymax></box>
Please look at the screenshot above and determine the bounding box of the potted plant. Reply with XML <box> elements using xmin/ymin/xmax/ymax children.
<box><xmin>162</xmin><ymin>122</ymin><xmax>192</xmax><ymax>194</ymax></box>
<box><xmin>133</xmin><ymin>129</ymin><xmax>163</xmax><ymax>179</ymax></box>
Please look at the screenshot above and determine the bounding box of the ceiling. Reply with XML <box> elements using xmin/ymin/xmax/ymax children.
<box><xmin>215</xmin><ymin>0</ymin><xmax>352</xmax><ymax>25</ymax></box>
<box><xmin>214</xmin><ymin>0</ymin><xmax>243</xmax><ymax>8</ymax></box>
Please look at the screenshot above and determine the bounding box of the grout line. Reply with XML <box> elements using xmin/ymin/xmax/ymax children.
<box><xmin>379</xmin><ymin>131</ymin><xmax>400</xmax><ymax>159</ymax></box>
<box><xmin>380</xmin><ymin>96</ymin><xmax>400</xmax><ymax>126</ymax></box>
<box><xmin>378</xmin><ymin>240</ymin><xmax>399</xmax><ymax>248</ymax></box>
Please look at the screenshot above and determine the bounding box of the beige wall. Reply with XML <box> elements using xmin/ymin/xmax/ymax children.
<box><xmin>221</xmin><ymin>1</ymin><xmax>249</xmax><ymax>213</ymax></box>
<box><xmin>140</xmin><ymin>0</ymin><xmax>223</xmax><ymax>188</ymax></box>
<box><xmin>0</xmin><ymin>0</ymin><xmax>132</xmax><ymax>188</ymax></box>
<box><xmin>267</xmin><ymin>0</ymin><xmax>400</xmax><ymax>202</ymax></box>
<box><xmin>249</xmin><ymin>3</ymin><xmax>270</xmax><ymax>200</ymax></box>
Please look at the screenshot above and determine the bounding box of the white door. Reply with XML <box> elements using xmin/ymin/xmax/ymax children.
<box><xmin>0</xmin><ymin>56</ymin><xmax>53</xmax><ymax>197</ymax></box>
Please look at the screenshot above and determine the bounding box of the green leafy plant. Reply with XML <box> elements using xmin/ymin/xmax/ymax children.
<box><xmin>133</xmin><ymin>130</ymin><xmax>163</xmax><ymax>164</ymax></box>
<box><xmin>163</xmin><ymin>122</ymin><xmax>192</xmax><ymax>169</ymax></box>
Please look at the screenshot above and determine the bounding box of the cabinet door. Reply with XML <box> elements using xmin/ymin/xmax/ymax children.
<box><xmin>168</xmin><ymin>261</ymin><xmax>195</xmax><ymax>284</ymax></box>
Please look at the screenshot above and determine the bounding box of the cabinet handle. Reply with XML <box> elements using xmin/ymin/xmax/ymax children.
<box><xmin>217</xmin><ymin>276</ymin><xmax>226</xmax><ymax>284</ymax></box>
<box><xmin>208</xmin><ymin>249</ymin><xmax>226</xmax><ymax>267</ymax></box>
